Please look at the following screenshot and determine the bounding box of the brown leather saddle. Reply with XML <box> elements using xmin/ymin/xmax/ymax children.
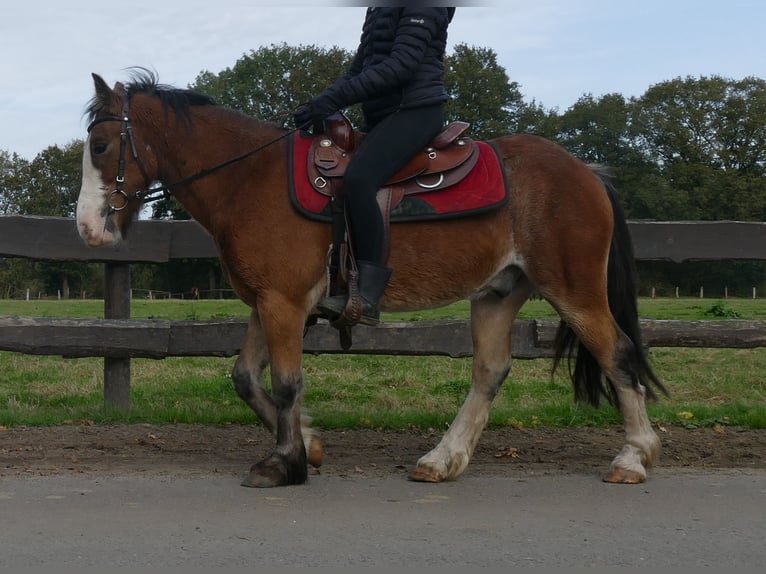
<box><xmin>307</xmin><ymin>112</ymin><xmax>479</xmax><ymax>263</ymax></box>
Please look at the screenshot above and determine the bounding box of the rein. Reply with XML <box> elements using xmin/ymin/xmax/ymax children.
<box><xmin>87</xmin><ymin>91</ymin><xmax>304</xmax><ymax>211</ymax></box>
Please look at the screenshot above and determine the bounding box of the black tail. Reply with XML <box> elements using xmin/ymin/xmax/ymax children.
<box><xmin>552</xmin><ymin>169</ymin><xmax>667</xmax><ymax>408</ymax></box>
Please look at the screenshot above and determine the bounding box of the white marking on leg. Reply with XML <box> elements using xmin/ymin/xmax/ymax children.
<box><xmin>610</xmin><ymin>444</ymin><xmax>648</xmax><ymax>479</ymax></box>
<box><xmin>415</xmin><ymin>388</ymin><xmax>492</xmax><ymax>480</ymax></box>
<box><xmin>612</xmin><ymin>382</ymin><xmax>661</xmax><ymax>474</ymax></box>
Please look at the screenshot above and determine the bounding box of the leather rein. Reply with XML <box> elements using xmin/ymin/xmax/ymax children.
<box><xmin>87</xmin><ymin>91</ymin><xmax>303</xmax><ymax>212</ymax></box>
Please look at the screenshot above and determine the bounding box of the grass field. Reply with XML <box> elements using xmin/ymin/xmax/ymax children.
<box><xmin>0</xmin><ymin>297</ymin><xmax>764</xmax><ymax>429</ymax></box>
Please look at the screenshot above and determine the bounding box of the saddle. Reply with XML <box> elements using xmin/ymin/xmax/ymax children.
<box><xmin>307</xmin><ymin>112</ymin><xmax>479</xmax><ymax>263</ymax></box>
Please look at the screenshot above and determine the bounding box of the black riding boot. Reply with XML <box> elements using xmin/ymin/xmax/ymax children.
<box><xmin>317</xmin><ymin>260</ymin><xmax>392</xmax><ymax>326</ymax></box>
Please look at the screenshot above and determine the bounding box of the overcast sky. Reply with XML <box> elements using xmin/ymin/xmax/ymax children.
<box><xmin>1</xmin><ymin>0</ymin><xmax>764</xmax><ymax>159</ymax></box>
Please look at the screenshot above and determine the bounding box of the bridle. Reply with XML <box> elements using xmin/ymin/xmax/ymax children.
<box><xmin>86</xmin><ymin>90</ymin><xmax>304</xmax><ymax>212</ymax></box>
<box><xmin>87</xmin><ymin>91</ymin><xmax>154</xmax><ymax>211</ymax></box>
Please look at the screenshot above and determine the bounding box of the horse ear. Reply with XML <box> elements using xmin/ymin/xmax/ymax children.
<box><xmin>92</xmin><ymin>73</ymin><xmax>113</xmax><ymax>106</ymax></box>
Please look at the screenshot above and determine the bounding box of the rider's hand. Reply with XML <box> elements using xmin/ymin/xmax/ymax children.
<box><xmin>293</xmin><ymin>103</ymin><xmax>315</xmax><ymax>129</ymax></box>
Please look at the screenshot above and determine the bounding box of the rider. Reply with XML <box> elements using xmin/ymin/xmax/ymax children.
<box><xmin>294</xmin><ymin>6</ymin><xmax>456</xmax><ymax>325</ymax></box>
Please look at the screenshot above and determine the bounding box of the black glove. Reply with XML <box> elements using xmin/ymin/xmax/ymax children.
<box><xmin>311</xmin><ymin>91</ymin><xmax>340</xmax><ymax>119</ymax></box>
<box><xmin>293</xmin><ymin>103</ymin><xmax>316</xmax><ymax>130</ymax></box>
<box><xmin>293</xmin><ymin>92</ymin><xmax>342</xmax><ymax>130</ymax></box>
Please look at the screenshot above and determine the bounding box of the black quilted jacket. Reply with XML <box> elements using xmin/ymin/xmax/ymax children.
<box><xmin>317</xmin><ymin>7</ymin><xmax>455</xmax><ymax>127</ymax></box>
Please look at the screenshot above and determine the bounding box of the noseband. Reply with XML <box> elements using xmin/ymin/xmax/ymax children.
<box><xmin>86</xmin><ymin>91</ymin><xmax>303</xmax><ymax>212</ymax></box>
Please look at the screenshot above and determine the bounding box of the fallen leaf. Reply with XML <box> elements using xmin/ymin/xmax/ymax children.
<box><xmin>495</xmin><ymin>447</ymin><xmax>521</xmax><ymax>459</ymax></box>
<box><xmin>713</xmin><ymin>424</ymin><xmax>726</xmax><ymax>434</ymax></box>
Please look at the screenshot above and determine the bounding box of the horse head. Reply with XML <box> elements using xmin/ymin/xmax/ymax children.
<box><xmin>77</xmin><ymin>73</ymin><xmax>159</xmax><ymax>246</ymax></box>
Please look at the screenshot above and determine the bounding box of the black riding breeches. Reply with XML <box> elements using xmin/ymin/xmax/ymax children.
<box><xmin>343</xmin><ymin>104</ymin><xmax>445</xmax><ymax>263</ymax></box>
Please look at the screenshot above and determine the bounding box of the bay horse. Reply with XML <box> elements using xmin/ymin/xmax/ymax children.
<box><xmin>77</xmin><ymin>70</ymin><xmax>665</xmax><ymax>488</ymax></box>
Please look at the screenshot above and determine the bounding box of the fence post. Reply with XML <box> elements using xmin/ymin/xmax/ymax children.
<box><xmin>104</xmin><ymin>262</ymin><xmax>131</xmax><ymax>412</ymax></box>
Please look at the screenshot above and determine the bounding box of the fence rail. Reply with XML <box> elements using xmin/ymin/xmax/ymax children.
<box><xmin>1</xmin><ymin>215</ymin><xmax>765</xmax><ymax>411</ymax></box>
<box><xmin>2</xmin><ymin>216</ymin><xmax>766</xmax><ymax>263</ymax></box>
<box><xmin>1</xmin><ymin>316</ymin><xmax>764</xmax><ymax>359</ymax></box>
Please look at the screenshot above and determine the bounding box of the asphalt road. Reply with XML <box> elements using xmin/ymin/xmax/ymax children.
<box><xmin>1</xmin><ymin>469</ymin><xmax>764</xmax><ymax>567</ymax></box>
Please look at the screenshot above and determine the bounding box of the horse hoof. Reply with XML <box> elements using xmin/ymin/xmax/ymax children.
<box><xmin>241</xmin><ymin>470</ymin><xmax>286</xmax><ymax>488</ymax></box>
<box><xmin>307</xmin><ymin>436</ymin><xmax>324</xmax><ymax>469</ymax></box>
<box><xmin>409</xmin><ymin>465</ymin><xmax>447</xmax><ymax>483</ymax></box>
<box><xmin>241</xmin><ymin>454</ymin><xmax>307</xmax><ymax>488</ymax></box>
<box><xmin>603</xmin><ymin>467</ymin><xmax>646</xmax><ymax>484</ymax></box>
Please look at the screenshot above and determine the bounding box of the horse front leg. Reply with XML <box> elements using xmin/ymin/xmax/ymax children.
<box><xmin>233</xmin><ymin>308</ymin><xmax>322</xmax><ymax>487</ymax></box>
<box><xmin>411</xmin><ymin>290</ymin><xmax>527</xmax><ymax>482</ymax></box>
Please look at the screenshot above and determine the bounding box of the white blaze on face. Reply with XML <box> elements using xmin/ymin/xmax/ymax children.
<box><xmin>76</xmin><ymin>137</ymin><xmax>119</xmax><ymax>246</ymax></box>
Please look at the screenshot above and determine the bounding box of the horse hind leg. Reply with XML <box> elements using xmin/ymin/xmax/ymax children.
<box><xmin>232</xmin><ymin>309</ymin><xmax>323</xmax><ymax>482</ymax></box>
<box><xmin>602</xmin><ymin>331</ymin><xmax>662</xmax><ymax>483</ymax></box>
<box><xmin>555</xmin><ymin>307</ymin><xmax>661</xmax><ymax>483</ymax></box>
<box><xmin>411</xmin><ymin>282</ymin><xmax>531</xmax><ymax>483</ymax></box>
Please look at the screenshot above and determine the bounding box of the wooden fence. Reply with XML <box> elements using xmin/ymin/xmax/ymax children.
<box><xmin>1</xmin><ymin>215</ymin><xmax>765</xmax><ymax>410</ymax></box>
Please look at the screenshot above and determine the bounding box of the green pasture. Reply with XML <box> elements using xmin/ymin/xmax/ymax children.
<box><xmin>0</xmin><ymin>297</ymin><xmax>764</xmax><ymax>429</ymax></box>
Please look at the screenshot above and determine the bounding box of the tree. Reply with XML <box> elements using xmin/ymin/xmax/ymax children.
<box><xmin>23</xmin><ymin>142</ymin><xmax>83</xmax><ymax>217</ymax></box>
<box><xmin>444</xmin><ymin>44</ymin><xmax>524</xmax><ymax>139</ymax></box>
<box><xmin>0</xmin><ymin>150</ymin><xmax>29</xmax><ymax>215</ymax></box>
<box><xmin>515</xmin><ymin>99</ymin><xmax>562</xmax><ymax>139</ymax></box>
<box><xmin>632</xmin><ymin>75</ymin><xmax>766</xmax><ymax>220</ymax></box>
<box><xmin>192</xmin><ymin>43</ymin><xmax>355</xmax><ymax>127</ymax></box>
<box><xmin>555</xmin><ymin>94</ymin><xmax>631</xmax><ymax>164</ymax></box>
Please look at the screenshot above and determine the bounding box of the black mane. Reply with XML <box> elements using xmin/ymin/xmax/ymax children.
<box><xmin>86</xmin><ymin>67</ymin><xmax>216</xmax><ymax>123</ymax></box>
<box><xmin>125</xmin><ymin>67</ymin><xmax>215</xmax><ymax>107</ymax></box>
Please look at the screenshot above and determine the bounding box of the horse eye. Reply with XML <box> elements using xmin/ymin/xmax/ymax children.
<box><xmin>92</xmin><ymin>142</ymin><xmax>108</xmax><ymax>155</ymax></box>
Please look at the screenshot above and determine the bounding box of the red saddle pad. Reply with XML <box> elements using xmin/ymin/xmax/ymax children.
<box><xmin>288</xmin><ymin>132</ymin><xmax>508</xmax><ymax>222</ymax></box>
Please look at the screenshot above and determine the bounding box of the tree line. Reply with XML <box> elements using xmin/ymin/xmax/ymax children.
<box><xmin>1</xmin><ymin>43</ymin><xmax>764</xmax><ymax>299</ymax></box>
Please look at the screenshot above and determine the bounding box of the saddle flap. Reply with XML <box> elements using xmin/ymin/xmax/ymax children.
<box><xmin>394</xmin><ymin>144</ymin><xmax>480</xmax><ymax>198</ymax></box>
<box><xmin>386</xmin><ymin>138</ymin><xmax>475</xmax><ymax>185</ymax></box>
